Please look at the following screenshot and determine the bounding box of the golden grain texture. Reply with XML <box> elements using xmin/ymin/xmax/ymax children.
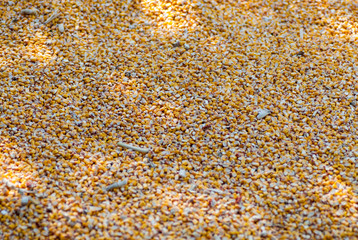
<box><xmin>0</xmin><ymin>0</ymin><xmax>358</xmax><ymax>239</ymax></box>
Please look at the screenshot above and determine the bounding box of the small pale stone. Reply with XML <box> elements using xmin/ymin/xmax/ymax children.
<box><xmin>210</xmin><ymin>199</ymin><xmax>216</xmax><ymax>207</ymax></box>
<box><xmin>1</xmin><ymin>210</ymin><xmax>8</xmax><ymax>215</ymax></box>
<box><xmin>179</xmin><ymin>169</ymin><xmax>186</xmax><ymax>178</ymax></box>
<box><xmin>58</xmin><ymin>23</ymin><xmax>65</xmax><ymax>33</ymax></box>
<box><xmin>21</xmin><ymin>196</ymin><xmax>31</xmax><ymax>206</ymax></box>
<box><xmin>256</xmin><ymin>109</ymin><xmax>270</xmax><ymax>119</ymax></box>
<box><xmin>21</xmin><ymin>9</ymin><xmax>38</xmax><ymax>15</ymax></box>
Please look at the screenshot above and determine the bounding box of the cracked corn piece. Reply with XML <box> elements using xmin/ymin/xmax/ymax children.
<box><xmin>1</xmin><ymin>0</ymin><xmax>358</xmax><ymax>239</ymax></box>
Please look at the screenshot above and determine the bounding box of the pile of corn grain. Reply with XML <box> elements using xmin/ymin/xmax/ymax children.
<box><xmin>1</xmin><ymin>0</ymin><xmax>358</xmax><ymax>239</ymax></box>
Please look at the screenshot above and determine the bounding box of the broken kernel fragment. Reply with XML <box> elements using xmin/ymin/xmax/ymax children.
<box><xmin>1</xmin><ymin>0</ymin><xmax>358</xmax><ymax>239</ymax></box>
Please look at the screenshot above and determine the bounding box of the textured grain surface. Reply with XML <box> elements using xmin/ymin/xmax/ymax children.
<box><xmin>0</xmin><ymin>0</ymin><xmax>358</xmax><ymax>239</ymax></box>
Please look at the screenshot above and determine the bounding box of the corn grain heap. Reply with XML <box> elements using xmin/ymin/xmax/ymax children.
<box><xmin>0</xmin><ymin>0</ymin><xmax>358</xmax><ymax>239</ymax></box>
